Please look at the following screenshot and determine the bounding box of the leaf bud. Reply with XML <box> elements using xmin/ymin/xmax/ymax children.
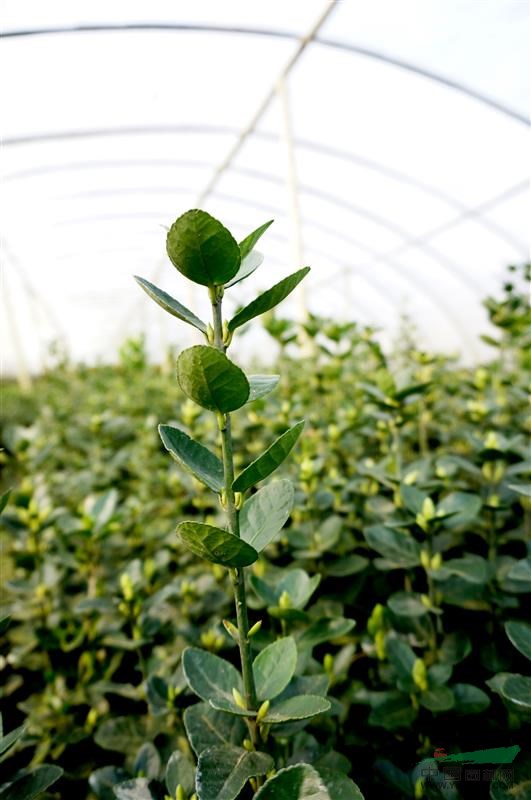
<box><xmin>256</xmin><ymin>699</ymin><xmax>270</xmax><ymax>722</ymax></box>
<box><xmin>234</xmin><ymin>492</ymin><xmax>243</xmax><ymax>510</ymax></box>
<box><xmin>422</xmin><ymin>497</ymin><xmax>436</xmax><ymax>521</ymax></box>
<box><xmin>420</xmin><ymin>594</ymin><xmax>432</xmax><ymax>608</ymax></box>
<box><xmin>367</xmin><ymin>603</ymin><xmax>385</xmax><ymax>637</ymax></box>
<box><xmin>248</xmin><ymin>620</ymin><xmax>262</xmax><ymax>637</ymax></box>
<box><xmin>223</xmin><ymin>619</ymin><xmax>240</xmax><ymax>642</ymax></box>
<box><xmin>484</xmin><ymin>431</ymin><xmax>499</xmax><ymax>450</ymax></box>
<box><xmin>176</xmin><ymin>786</ymin><xmax>186</xmax><ymax>800</ymax></box>
<box><xmin>430</xmin><ymin>553</ymin><xmax>442</xmax><ymax>570</ymax></box>
<box><xmin>412</xmin><ymin>658</ymin><xmax>428</xmax><ymax>691</ymax></box>
<box><xmin>232</xmin><ymin>687</ymin><xmax>246</xmax><ymax>709</ymax></box>
<box><xmin>420</xmin><ymin>550</ymin><xmax>431</xmax><ymax>570</ymax></box>
<box><xmin>375</xmin><ymin>629</ymin><xmax>386</xmax><ymax>660</ymax></box>
<box><xmin>403</xmin><ymin>470</ymin><xmax>418</xmax><ymax>486</ymax></box>
<box><xmin>206</xmin><ymin>323</ymin><xmax>215</xmax><ymax>344</ymax></box>
<box><xmin>120</xmin><ymin>573</ymin><xmax>134</xmax><ymax>602</ymax></box>
<box><xmin>414</xmin><ymin>777</ymin><xmax>425</xmax><ymax>799</ymax></box>
<box><xmin>279</xmin><ymin>590</ymin><xmax>292</xmax><ymax>609</ymax></box>
<box><xmin>243</xmin><ymin>738</ymin><xmax>254</xmax><ymax>751</ymax></box>
<box><xmin>323</xmin><ymin>653</ymin><xmax>334</xmax><ymax>675</ymax></box>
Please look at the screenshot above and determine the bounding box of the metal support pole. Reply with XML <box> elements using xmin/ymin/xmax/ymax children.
<box><xmin>2</xmin><ymin>263</ymin><xmax>32</xmax><ymax>391</ymax></box>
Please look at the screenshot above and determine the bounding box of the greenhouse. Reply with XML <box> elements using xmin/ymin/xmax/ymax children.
<box><xmin>1</xmin><ymin>2</ymin><xmax>529</xmax><ymax>799</ymax></box>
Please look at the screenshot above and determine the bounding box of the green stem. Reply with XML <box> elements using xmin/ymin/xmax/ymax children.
<box><xmin>211</xmin><ymin>288</ymin><xmax>258</xmax><ymax>714</ymax></box>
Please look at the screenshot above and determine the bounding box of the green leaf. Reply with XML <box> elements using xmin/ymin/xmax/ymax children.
<box><xmin>438</xmin><ymin>492</ymin><xmax>482</xmax><ymax>528</ymax></box>
<box><xmin>159</xmin><ymin>424</ymin><xmax>224</xmax><ymax>492</ymax></box>
<box><xmin>316</xmin><ymin>767</ymin><xmax>365</xmax><ymax>799</ymax></box>
<box><xmin>247</xmin><ymin>375</ymin><xmax>279</xmax><ymax>403</ymax></box>
<box><xmin>500</xmin><ymin>674</ymin><xmax>531</xmax><ymax>710</ymax></box>
<box><xmin>114</xmin><ymin>779</ymin><xmax>160</xmax><ymax>800</ymax></box>
<box><xmin>233</xmin><ymin>421</ymin><xmax>305</xmax><ymax>493</ymax></box>
<box><xmin>388</xmin><ymin>592</ymin><xmax>428</xmax><ymax>617</ymax></box>
<box><xmin>298</xmin><ymin>617</ymin><xmax>355</xmax><ymax>648</ymax></box>
<box><xmin>400</xmin><ymin>484</ymin><xmax>427</xmax><ymax>515</ymax></box>
<box><xmin>0</xmin><ymin>765</ymin><xmax>63</xmax><ymax>800</ymax></box>
<box><xmin>183</xmin><ymin>702</ymin><xmax>246</xmax><ymax>757</ymax></box>
<box><xmin>89</xmin><ymin>766</ymin><xmax>130</xmax><ymax>800</ymax></box>
<box><xmin>439</xmin><ymin>632</ymin><xmax>472</xmax><ymax>665</ymax></box>
<box><xmin>254</xmin><ymin>764</ymin><xmax>327</xmax><ymax>799</ymax></box>
<box><xmin>240</xmin><ymin>480</ymin><xmax>294</xmax><ymax>552</ymax></box>
<box><xmin>419</xmin><ymin>687</ymin><xmax>455</xmax><ymax>712</ymax></box>
<box><xmin>196</xmin><ymin>745</ymin><xmax>273</xmax><ymax>800</ymax></box>
<box><xmin>133</xmin><ymin>743</ymin><xmax>160</xmax><ymax>780</ymax></box>
<box><xmin>385</xmin><ymin>635</ymin><xmax>416</xmax><ymax>684</ymax></box>
<box><xmin>134</xmin><ymin>276</ymin><xmax>207</xmax><ymax>333</ymax></box>
<box><xmin>239</xmin><ymin>220</ymin><xmax>274</xmax><ymax>261</ymax></box>
<box><xmin>225</xmin><ymin>250</ymin><xmax>263</xmax><ymax>288</ymax></box>
<box><xmin>262</xmin><ymin>694</ymin><xmax>331</xmax><ymax>724</ymax></box>
<box><xmin>177</xmin><ymin>522</ymin><xmax>258</xmax><ymax>567</ymax></box>
<box><xmin>0</xmin><ymin>724</ymin><xmax>25</xmax><ymax>757</ymax></box>
<box><xmin>166</xmin><ymin>209</ymin><xmax>240</xmax><ymax>286</ymax></box>
<box><xmin>507</xmin><ymin>558</ymin><xmax>531</xmax><ymax>587</ymax></box>
<box><xmin>177</xmin><ymin>346</ymin><xmax>250</xmax><ymax>413</ymax></box>
<box><xmin>253</xmin><ymin>637</ymin><xmax>297</xmax><ymax>701</ymax></box>
<box><xmin>165</xmin><ymin>751</ymin><xmax>195</xmax><ymax>797</ymax></box>
<box><xmin>431</xmin><ymin>555</ymin><xmax>491</xmax><ymax>584</ymax></box>
<box><xmin>94</xmin><ymin>717</ymin><xmax>147</xmax><ymax>754</ymax></box>
<box><xmin>182</xmin><ymin>648</ymin><xmax>243</xmax><ymax>706</ymax></box>
<box><xmin>507</xmin><ymin>482</ymin><xmax>531</xmax><ymax>498</ymax></box>
<box><xmin>505</xmin><ymin>621</ymin><xmax>531</xmax><ymax>661</ymax></box>
<box><xmin>452</xmin><ymin>683</ymin><xmax>491</xmax><ymax>714</ymax></box>
<box><xmin>228</xmin><ymin>268</ymin><xmax>311</xmax><ymax>332</ymax></box>
<box><xmin>364</xmin><ymin>525</ymin><xmax>420</xmax><ymax>569</ymax></box>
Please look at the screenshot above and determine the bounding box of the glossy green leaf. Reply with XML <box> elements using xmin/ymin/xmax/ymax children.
<box><xmin>165</xmin><ymin>751</ymin><xmax>195</xmax><ymax>797</ymax></box>
<box><xmin>432</xmin><ymin>555</ymin><xmax>490</xmax><ymax>584</ymax></box>
<box><xmin>0</xmin><ymin>724</ymin><xmax>25</xmax><ymax>757</ymax></box>
<box><xmin>452</xmin><ymin>683</ymin><xmax>491</xmax><ymax>714</ymax></box>
<box><xmin>262</xmin><ymin>694</ymin><xmax>331</xmax><ymax>723</ymax></box>
<box><xmin>233</xmin><ymin>421</ymin><xmax>305</xmax><ymax>493</ymax></box>
<box><xmin>419</xmin><ymin>687</ymin><xmax>455</xmax><ymax>712</ymax></box>
<box><xmin>507</xmin><ymin>482</ymin><xmax>531</xmax><ymax>497</ymax></box>
<box><xmin>253</xmin><ymin>637</ymin><xmax>297</xmax><ymax>701</ymax></box>
<box><xmin>254</xmin><ymin>764</ymin><xmax>327</xmax><ymax>799</ymax></box>
<box><xmin>500</xmin><ymin>674</ymin><xmax>531</xmax><ymax>710</ymax></box>
<box><xmin>183</xmin><ymin>702</ymin><xmax>246</xmax><ymax>757</ymax></box>
<box><xmin>505</xmin><ymin>621</ymin><xmax>531</xmax><ymax>660</ymax></box>
<box><xmin>228</xmin><ymin>268</ymin><xmax>311</xmax><ymax>332</ymax></box>
<box><xmin>134</xmin><ymin>276</ymin><xmax>207</xmax><ymax>333</ymax></box>
<box><xmin>507</xmin><ymin>557</ymin><xmax>531</xmax><ymax>587</ymax></box>
<box><xmin>0</xmin><ymin>765</ymin><xmax>63</xmax><ymax>800</ymax></box>
<box><xmin>316</xmin><ymin>767</ymin><xmax>365</xmax><ymax>800</ymax></box>
<box><xmin>177</xmin><ymin>522</ymin><xmax>258</xmax><ymax>567</ymax></box>
<box><xmin>363</xmin><ymin>525</ymin><xmax>420</xmax><ymax>568</ymax></box>
<box><xmin>438</xmin><ymin>491</ymin><xmax>482</xmax><ymax>528</ymax></box>
<box><xmin>225</xmin><ymin>251</ymin><xmax>264</xmax><ymax>288</ymax></box>
<box><xmin>385</xmin><ymin>635</ymin><xmax>416</xmax><ymax>683</ymax></box>
<box><xmin>439</xmin><ymin>632</ymin><xmax>472</xmax><ymax>665</ymax></box>
<box><xmin>400</xmin><ymin>484</ymin><xmax>427</xmax><ymax>515</ymax></box>
<box><xmin>240</xmin><ymin>479</ymin><xmax>294</xmax><ymax>552</ymax></box>
<box><xmin>182</xmin><ymin>647</ymin><xmax>243</xmax><ymax>705</ymax></box>
<box><xmin>159</xmin><ymin>424</ymin><xmax>224</xmax><ymax>492</ymax></box>
<box><xmin>166</xmin><ymin>209</ymin><xmax>240</xmax><ymax>286</ymax></box>
<box><xmin>388</xmin><ymin>592</ymin><xmax>428</xmax><ymax>617</ymax></box>
<box><xmin>246</xmin><ymin>375</ymin><xmax>279</xmax><ymax>403</ymax></box>
<box><xmin>133</xmin><ymin>743</ymin><xmax>160</xmax><ymax>780</ymax></box>
<box><xmin>114</xmin><ymin>779</ymin><xmax>160</xmax><ymax>800</ymax></box>
<box><xmin>196</xmin><ymin>745</ymin><xmax>273</xmax><ymax>800</ymax></box>
<box><xmin>239</xmin><ymin>219</ymin><xmax>274</xmax><ymax>261</ymax></box>
<box><xmin>177</xmin><ymin>346</ymin><xmax>250</xmax><ymax>413</ymax></box>
<box><xmin>298</xmin><ymin>617</ymin><xmax>355</xmax><ymax>648</ymax></box>
<box><xmin>0</xmin><ymin>489</ymin><xmax>10</xmax><ymax>514</ymax></box>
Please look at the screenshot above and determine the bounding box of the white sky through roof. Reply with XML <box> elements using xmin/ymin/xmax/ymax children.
<box><xmin>1</xmin><ymin>0</ymin><xmax>529</xmax><ymax>375</ymax></box>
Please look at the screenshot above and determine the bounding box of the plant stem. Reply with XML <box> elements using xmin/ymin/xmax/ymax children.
<box><xmin>211</xmin><ymin>288</ymin><xmax>258</xmax><ymax>713</ymax></box>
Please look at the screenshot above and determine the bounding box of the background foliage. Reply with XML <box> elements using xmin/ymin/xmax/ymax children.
<box><xmin>1</xmin><ymin>265</ymin><xmax>530</xmax><ymax>799</ymax></box>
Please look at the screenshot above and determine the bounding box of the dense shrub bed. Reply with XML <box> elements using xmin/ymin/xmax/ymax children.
<box><xmin>1</xmin><ymin>263</ymin><xmax>529</xmax><ymax>799</ymax></box>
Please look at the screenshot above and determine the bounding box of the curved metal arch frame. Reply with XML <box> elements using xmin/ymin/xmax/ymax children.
<box><xmin>3</xmin><ymin>126</ymin><xmax>526</xmax><ymax>259</ymax></box>
<box><xmin>47</xmin><ymin>192</ymin><xmax>477</xmax><ymax>352</ymax></box>
<box><xmin>1</xmin><ymin>22</ymin><xmax>528</xmax><ymax>125</ymax></box>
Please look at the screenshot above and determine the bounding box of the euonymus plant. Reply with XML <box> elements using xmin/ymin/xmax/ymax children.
<box><xmin>131</xmin><ymin>210</ymin><xmax>364</xmax><ymax>800</ymax></box>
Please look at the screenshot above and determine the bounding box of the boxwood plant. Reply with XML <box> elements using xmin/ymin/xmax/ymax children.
<box><xmin>129</xmin><ymin>210</ymin><xmax>365</xmax><ymax>800</ymax></box>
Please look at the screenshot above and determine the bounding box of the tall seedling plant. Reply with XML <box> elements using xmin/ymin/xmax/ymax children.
<box><xmin>135</xmin><ymin>210</ymin><xmax>364</xmax><ymax>800</ymax></box>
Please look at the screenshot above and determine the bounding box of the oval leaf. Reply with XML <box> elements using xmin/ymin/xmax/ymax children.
<box><xmin>505</xmin><ymin>621</ymin><xmax>531</xmax><ymax>661</ymax></box>
<box><xmin>165</xmin><ymin>751</ymin><xmax>195</xmax><ymax>796</ymax></box>
<box><xmin>159</xmin><ymin>424</ymin><xmax>224</xmax><ymax>492</ymax></box>
<box><xmin>500</xmin><ymin>674</ymin><xmax>531</xmax><ymax>710</ymax></box>
<box><xmin>184</xmin><ymin>702</ymin><xmax>246</xmax><ymax>757</ymax></box>
<box><xmin>239</xmin><ymin>219</ymin><xmax>274</xmax><ymax>261</ymax></box>
<box><xmin>177</xmin><ymin>522</ymin><xmax>258</xmax><ymax>567</ymax></box>
<box><xmin>167</xmin><ymin>209</ymin><xmax>240</xmax><ymax>286</ymax></box>
<box><xmin>262</xmin><ymin>694</ymin><xmax>331</xmax><ymax>724</ymax></box>
<box><xmin>240</xmin><ymin>480</ymin><xmax>294</xmax><ymax>552</ymax></box>
<box><xmin>134</xmin><ymin>276</ymin><xmax>207</xmax><ymax>333</ymax></box>
<box><xmin>0</xmin><ymin>765</ymin><xmax>63</xmax><ymax>800</ymax></box>
<box><xmin>316</xmin><ymin>767</ymin><xmax>365</xmax><ymax>800</ymax></box>
<box><xmin>182</xmin><ymin>648</ymin><xmax>243</xmax><ymax>705</ymax></box>
<box><xmin>233</xmin><ymin>421</ymin><xmax>305</xmax><ymax>493</ymax></box>
<box><xmin>253</xmin><ymin>637</ymin><xmax>297</xmax><ymax>701</ymax></box>
<box><xmin>196</xmin><ymin>745</ymin><xmax>273</xmax><ymax>800</ymax></box>
<box><xmin>254</xmin><ymin>764</ymin><xmax>328</xmax><ymax>799</ymax></box>
<box><xmin>247</xmin><ymin>375</ymin><xmax>279</xmax><ymax>403</ymax></box>
<box><xmin>177</xmin><ymin>346</ymin><xmax>250</xmax><ymax>413</ymax></box>
<box><xmin>228</xmin><ymin>267</ymin><xmax>310</xmax><ymax>332</ymax></box>
<box><xmin>226</xmin><ymin>251</ymin><xmax>264</xmax><ymax>288</ymax></box>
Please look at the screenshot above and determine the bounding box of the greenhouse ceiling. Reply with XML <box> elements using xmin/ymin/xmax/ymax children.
<box><xmin>1</xmin><ymin>0</ymin><xmax>529</xmax><ymax>376</ymax></box>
